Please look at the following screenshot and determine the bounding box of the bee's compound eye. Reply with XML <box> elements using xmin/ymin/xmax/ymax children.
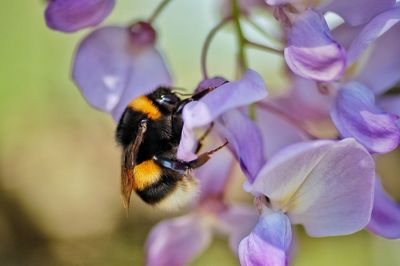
<box><xmin>157</xmin><ymin>94</ymin><xmax>179</xmax><ymax>107</ymax></box>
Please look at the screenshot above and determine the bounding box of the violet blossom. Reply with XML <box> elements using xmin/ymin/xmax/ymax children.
<box><xmin>239</xmin><ymin>139</ymin><xmax>375</xmax><ymax>265</ymax></box>
<box><xmin>45</xmin><ymin>0</ymin><xmax>115</xmax><ymax>32</ymax></box>
<box><xmin>72</xmin><ymin>21</ymin><xmax>171</xmax><ymax>121</ymax></box>
<box><xmin>270</xmin><ymin>0</ymin><xmax>396</xmax><ymax>82</ymax></box>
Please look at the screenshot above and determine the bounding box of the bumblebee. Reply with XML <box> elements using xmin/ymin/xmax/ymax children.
<box><xmin>116</xmin><ymin>87</ymin><xmax>227</xmax><ymax>210</ymax></box>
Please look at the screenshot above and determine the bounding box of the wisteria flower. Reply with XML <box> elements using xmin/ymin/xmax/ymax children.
<box><xmin>177</xmin><ymin>69</ymin><xmax>268</xmax><ymax>166</ymax></box>
<box><xmin>270</xmin><ymin>0</ymin><xmax>396</xmax><ymax>82</ymax></box>
<box><xmin>239</xmin><ymin>138</ymin><xmax>375</xmax><ymax>265</ymax></box>
<box><xmin>45</xmin><ymin>0</ymin><xmax>115</xmax><ymax>32</ymax></box>
<box><xmin>330</xmin><ymin>6</ymin><xmax>400</xmax><ymax>154</ymax></box>
<box><xmin>368</xmin><ymin>178</ymin><xmax>400</xmax><ymax>239</ymax></box>
<box><xmin>72</xmin><ymin>22</ymin><xmax>171</xmax><ymax>121</ymax></box>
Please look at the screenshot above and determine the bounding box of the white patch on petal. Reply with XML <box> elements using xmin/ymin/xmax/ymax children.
<box><xmin>105</xmin><ymin>94</ymin><xmax>119</xmax><ymax>111</ymax></box>
<box><xmin>102</xmin><ymin>75</ymin><xmax>119</xmax><ymax>91</ymax></box>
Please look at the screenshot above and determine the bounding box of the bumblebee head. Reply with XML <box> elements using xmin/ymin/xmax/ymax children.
<box><xmin>148</xmin><ymin>87</ymin><xmax>181</xmax><ymax>113</ymax></box>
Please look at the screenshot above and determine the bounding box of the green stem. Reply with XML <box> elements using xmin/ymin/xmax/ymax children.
<box><xmin>231</xmin><ymin>0</ymin><xmax>248</xmax><ymax>73</ymax></box>
<box><xmin>147</xmin><ymin>0</ymin><xmax>173</xmax><ymax>24</ymax></box>
<box><xmin>201</xmin><ymin>17</ymin><xmax>232</xmax><ymax>79</ymax></box>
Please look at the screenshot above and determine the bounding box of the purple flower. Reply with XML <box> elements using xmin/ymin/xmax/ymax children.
<box><xmin>177</xmin><ymin>69</ymin><xmax>268</xmax><ymax>164</ymax></box>
<box><xmin>331</xmin><ymin>82</ymin><xmax>400</xmax><ymax>154</ymax></box>
<box><xmin>368</xmin><ymin>178</ymin><xmax>400</xmax><ymax>239</ymax></box>
<box><xmin>145</xmin><ymin>147</ymin><xmax>258</xmax><ymax>266</ymax></box>
<box><xmin>329</xmin><ymin>7</ymin><xmax>400</xmax><ymax>153</ymax></box>
<box><xmin>347</xmin><ymin>6</ymin><xmax>400</xmax><ymax>94</ymax></box>
<box><xmin>239</xmin><ymin>139</ymin><xmax>375</xmax><ymax>265</ymax></box>
<box><xmin>45</xmin><ymin>0</ymin><xmax>115</xmax><ymax>33</ymax></box>
<box><xmin>72</xmin><ymin>22</ymin><xmax>171</xmax><ymax>121</ymax></box>
<box><xmin>283</xmin><ymin>9</ymin><xmax>346</xmax><ymax>82</ymax></box>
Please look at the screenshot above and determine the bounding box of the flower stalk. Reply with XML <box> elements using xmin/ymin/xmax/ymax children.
<box><xmin>147</xmin><ymin>0</ymin><xmax>173</xmax><ymax>24</ymax></box>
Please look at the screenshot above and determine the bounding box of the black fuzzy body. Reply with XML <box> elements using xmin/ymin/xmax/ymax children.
<box><xmin>115</xmin><ymin>88</ymin><xmax>189</xmax><ymax>205</ymax></box>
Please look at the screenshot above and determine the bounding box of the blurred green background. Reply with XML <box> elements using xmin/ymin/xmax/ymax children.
<box><xmin>0</xmin><ymin>1</ymin><xmax>399</xmax><ymax>265</ymax></box>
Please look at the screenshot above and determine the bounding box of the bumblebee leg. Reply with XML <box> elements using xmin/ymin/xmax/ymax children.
<box><xmin>195</xmin><ymin>122</ymin><xmax>214</xmax><ymax>154</ymax></box>
<box><xmin>175</xmin><ymin>85</ymin><xmax>226</xmax><ymax>114</ymax></box>
<box><xmin>153</xmin><ymin>140</ymin><xmax>228</xmax><ymax>172</ymax></box>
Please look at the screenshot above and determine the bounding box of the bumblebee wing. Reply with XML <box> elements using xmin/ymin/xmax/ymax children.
<box><xmin>121</xmin><ymin>119</ymin><xmax>148</xmax><ymax>211</ymax></box>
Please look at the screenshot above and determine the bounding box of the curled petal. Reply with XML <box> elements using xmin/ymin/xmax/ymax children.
<box><xmin>196</xmin><ymin>76</ymin><xmax>227</xmax><ymax>92</ymax></box>
<box><xmin>217</xmin><ymin>110</ymin><xmax>265</xmax><ymax>183</ymax></box>
<box><xmin>183</xmin><ymin>69</ymin><xmax>267</xmax><ymax>128</ymax></box>
<box><xmin>284</xmin><ymin>10</ymin><xmax>346</xmax><ymax>81</ymax></box>
<box><xmin>368</xmin><ymin>178</ymin><xmax>400</xmax><ymax>239</ymax></box>
<box><xmin>146</xmin><ymin>215</ymin><xmax>211</xmax><ymax>266</ymax></box>
<box><xmin>353</xmin><ymin>22</ymin><xmax>400</xmax><ymax>94</ymax></box>
<box><xmin>239</xmin><ymin>211</ymin><xmax>291</xmax><ymax>266</ymax></box>
<box><xmin>72</xmin><ymin>26</ymin><xmax>171</xmax><ymax>121</ymax></box>
<box><xmin>251</xmin><ymin>139</ymin><xmax>375</xmax><ymax>237</ymax></box>
<box><xmin>331</xmin><ymin>82</ymin><xmax>400</xmax><ymax>153</ymax></box>
<box><xmin>347</xmin><ymin>6</ymin><xmax>400</xmax><ymax>65</ymax></box>
<box><xmin>319</xmin><ymin>0</ymin><xmax>396</xmax><ymax>26</ymax></box>
<box><xmin>45</xmin><ymin>0</ymin><xmax>115</xmax><ymax>33</ymax></box>
<box><xmin>177</xmin><ymin>70</ymin><xmax>267</xmax><ymax>161</ymax></box>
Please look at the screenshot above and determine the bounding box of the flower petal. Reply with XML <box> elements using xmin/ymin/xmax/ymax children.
<box><xmin>72</xmin><ymin>26</ymin><xmax>171</xmax><ymax>121</ymax></box>
<box><xmin>195</xmin><ymin>142</ymin><xmax>235</xmax><ymax>199</ymax></box>
<box><xmin>284</xmin><ymin>10</ymin><xmax>346</xmax><ymax>81</ymax></box>
<box><xmin>216</xmin><ymin>110</ymin><xmax>265</xmax><ymax>183</ymax></box>
<box><xmin>239</xmin><ymin>211</ymin><xmax>292</xmax><ymax>266</ymax></box>
<box><xmin>251</xmin><ymin>138</ymin><xmax>375</xmax><ymax>237</ymax></box>
<box><xmin>177</xmin><ymin>70</ymin><xmax>267</xmax><ymax>161</ymax></box>
<box><xmin>183</xmin><ymin>70</ymin><xmax>267</xmax><ymax>128</ymax></box>
<box><xmin>256</xmin><ymin>103</ymin><xmax>309</xmax><ymax>159</ymax></box>
<box><xmin>331</xmin><ymin>82</ymin><xmax>400</xmax><ymax>154</ymax></box>
<box><xmin>347</xmin><ymin>6</ymin><xmax>400</xmax><ymax>65</ymax></box>
<box><xmin>146</xmin><ymin>214</ymin><xmax>212</xmax><ymax>266</ymax></box>
<box><xmin>218</xmin><ymin>205</ymin><xmax>259</xmax><ymax>253</ymax></box>
<box><xmin>368</xmin><ymin>178</ymin><xmax>400</xmax><ymax>239</ymax></box>
<box><xmin>45</xmin><ymin>0</ymin><xmax>115</xmax><ymax>33</ymax></box>
<box><xmin>353</xmin><ymin>23</ymin><xmax>400</xmax><ymax>94</ymax></box>
<box><xmin>319</xmin><ymin>0</ymin><xmax>396</xmax><ymax>26</ymax></box>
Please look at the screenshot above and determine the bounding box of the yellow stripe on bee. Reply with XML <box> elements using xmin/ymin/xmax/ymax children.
<box><xmin>128</xmin><ymin>96</ymin><xmax>161</xmax><ymax>120</ymax></box>
<box><xmin>133</xmin><ymin>160</ymin><xmax>162</xmax><ymax>190</ymax></box>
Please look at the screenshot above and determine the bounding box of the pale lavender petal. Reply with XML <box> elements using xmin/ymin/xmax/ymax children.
<box><xmin>284</xmin><ymin>10</ymin><xmax>346</xmax><ymax>81</ymax></box>
<box><xmin>347</xmin><ymin>6</ymin><xmax>400</xmax><ymax>65</ymax></box>
<box><xmin>218</xmin><ymin>205</ymin><xmax>259</xmax><ymax>253</ymax></box>
<box><xmin>196</xmin><ymin>76</ymin><xmax>227</xmax><ymax>92</ymax></box>
<box><xmin>256</xmin><ymin>104</ymin><xmax>308</xmax><ymax>159</ymax></box>
<box><xmin>72</xmin><ymin>26</ymin><xmax>171</xmax><ymax>121</ymax></box>
<box><xmin>195</xmin><ymin>143</ymin><xmax>235</xmax><ymax>199</ymax></box>
<box><xmin>177</xmin><ymin>70</ymin><xmax>267</xmax><ymax>161</ymax></box>
<box><xmin>251</xmin><ymin>139</ymin><xmax>375</xmax><ymax>237</ymax></box>
<box><xmin>176</xmin><ymin>124</ymin><xmax>198</xmax><ymax>161</ymax></box>
<box><xmin>216</xmin><ymin>110</ymin><xmax>265</xmax><ymax>183</ymax></box>
<box><xmin>354</xmin><ymin>22</ymin><xmax>400</xmax><ymax>94</ymax></box>
<box><xmin>331</xmin><ymin>82</ymin><xmax>400</xmax><ymax>154</ymax></box>
<box><xmin>45</xmin><ymin>0</ymin><xmax>115</xmax><ymax>33</ymax></box>
<box><xmin>182</xmin><ymin>69</ymin><xmax>267</xmax><ymax>128</ymax></box>
<box><xmin>368</xmin><ymin>178</ymin><xmax>400</xmax><ymax>239</ymax></box>
<box><xmin>239</xmin><ymin>211</ymin><xmax>292</xmax><ymax>266</ymax></box>
<box><xmin>146</xmin><ymin>214</ymin><xmax>211</xmax><ymax>266</ymax></box>
<box><xmin>319</xmin><ymin>0</ymin><xmax>395</xmax><ymax>26</ymax></box>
